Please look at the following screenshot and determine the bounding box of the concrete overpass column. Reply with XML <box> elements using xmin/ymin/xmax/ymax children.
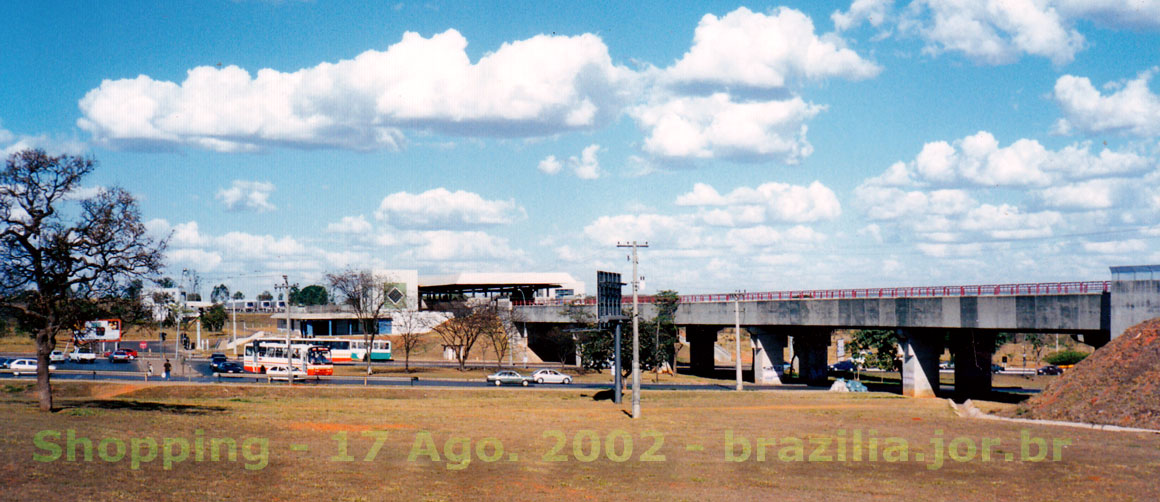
<box><xmin>902</xmin><ymin>330</ymin><xmax>943</xmax><ymax>398</ymax></box>
<box><xmin>685</xmin><ymin>326</ymin><xmax>719</xmax><ymax>376</ymax></box>
<box><xmin>749</xmin><ymin>327</ymin><xmax>785</xmax><ymax>385</ymax></box>
<box><xmin>951</xmin><ymin>331</ymin><xmax>994</xmax><ymax>400</ymax></box>
<box><xmin>793</xmin><ymin>330</ymin><xmax>831</xmax><ymax>386</ymax></box>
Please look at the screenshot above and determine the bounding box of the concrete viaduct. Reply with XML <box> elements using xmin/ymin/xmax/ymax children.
<box><xmin>515</xmin><ymin>275</ymin><xmax>1160</xmax><ymax>400</ymax></box>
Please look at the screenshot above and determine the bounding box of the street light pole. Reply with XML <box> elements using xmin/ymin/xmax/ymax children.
<box><xmin>734</xmin><ymin>290</ymin><xmax>744</xmax><ymax>391</ymax></box>
<box><xmin>618</xmin><ymin>241</ymin><xmax>648</xmax><ymax>419</ymax></box>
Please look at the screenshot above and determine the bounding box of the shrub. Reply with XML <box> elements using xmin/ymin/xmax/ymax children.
<box><xmin>1044</xmin><ymin>350</ymin><xmax>1088</xmax><ymax>366</ymax></box>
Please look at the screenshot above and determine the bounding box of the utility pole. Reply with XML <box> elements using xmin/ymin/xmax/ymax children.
<box><xmin>617</xmin><ymin>241</ymin><xmax>648</xmax><ymax>419</ymax></box>
<box><xmin>231</xmin><ymin>299</ymin><xmax>238</xmax><ymax>357</ymax></box>
<box><xmin>733</xmin><ymin>290</ymin><xmax>744</xmax><ymax>391</ymax></box>
<box><xmin>176</xmin><ymin>269</ymin><xmax>187</xmax><ymax>373</ymax></box>
<box><xmin>275</xmin><ymin>275</ymin><xmax>292</xmax><ymax>385</ymax></box>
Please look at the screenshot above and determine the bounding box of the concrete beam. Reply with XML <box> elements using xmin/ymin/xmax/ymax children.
<box><xmin>1111</xmin><ymin>279</ymin><xmax>1160</xmax><ymax>339</ymax></box>
<box><xmin>902</xmin><ymin>330</ymin><xmax>943</xmax><ymax>398</ymax></box>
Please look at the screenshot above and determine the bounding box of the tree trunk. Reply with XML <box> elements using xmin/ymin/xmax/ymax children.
<box><xmin>36</xmin><ymin>330</ymin><xmax>54</xmax><ymax>412</ymax></box>
<box><xmin>366</xmin><ymin>333</ymin><xmax>375</xmax><ymax>376</ymax></box>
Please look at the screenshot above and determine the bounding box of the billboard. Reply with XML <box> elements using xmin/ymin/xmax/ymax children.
<box><xmin>597</xmin><ymin>271</ymin><xmax>624</xmax><ymax>323</ymax></box>
<box><xmin>75</xmin><ymin>319</ymin><xmax>122</xmax><ymax>343</ymax></box>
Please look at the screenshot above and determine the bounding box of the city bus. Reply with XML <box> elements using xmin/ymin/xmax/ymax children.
<box><xmin>243</xmin><ymin>338</ymin><xmax>333</xmax><ymax>375</ymax></box>
<box><xmin>307</xmin><ymin>337</ymin><xmax>392</xmax><ymax>363</ymax></box>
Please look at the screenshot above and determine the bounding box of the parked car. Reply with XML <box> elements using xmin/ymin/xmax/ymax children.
<box><xmin>213</xmin><ymin>361</ymin><xmax>245</xmax><ymax>374</ymax></box>
<box><xmin>49</xmin><ymin>351</ymin><xmax>67</xmax><ymax>363</ymax></box>
<box><xmin>487</xmin><ymin>370</ymin><xmax>531</xmax><ymax>386</ymax></box>
<box><xmin>828</xmin><ymin>360</ymin><xmax>858</xmax><ymax>372</ymax></box>
<box><xmin>0</xmin><ymin>357</ymin><xmax>11</xmax><ymax>369</ymax></box>
<box><xmin>69</xmin><ymin>349</ymin><xmax>97</xmax><ymax>363</ymax></box>
<box><xmin>1037</xmin><ymin>365</ymin><xmax>1063</xmax><ymax>375</ymax></box>
<box><xmin>938</xmin><ymin>361</ymin><xmax>954</xmax><ymax>370</ymax></box>
<box><xmin>991</xmin><ymin>364</ymin><xmax>1005</xmax><ymax>374</ymax></box>
<box><xmin>9</xmin><ymin>358</ymin><xmax>55</xmax><ymax>376</ymax></box>
<box><xmin>531</xmin><ymin>369</ymin><xmax>572</xmax><ymax>384</ymax></box>
<box><xmin>108</xmin><ymin>350</ymin><xmax>132</xmax><ymax>363</ymax></box>
<box><xmin>265</xmin><ymin>365</ymin><xmax>307</xmax><ymax>380</ymax></box>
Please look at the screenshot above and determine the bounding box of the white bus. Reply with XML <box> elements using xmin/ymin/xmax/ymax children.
<box><xmin>243</xmin><ymin>339</ymin><xmax>333</xmax><ymax>376</ymax></box>
<box><xmin>306</xmin><ymin>337</ymin><xmax>392</xmax><ymax>363</ymax></box>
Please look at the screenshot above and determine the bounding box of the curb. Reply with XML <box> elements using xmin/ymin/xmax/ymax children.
<box><xmin>948</xmin><ymin>399</ymin><xmax>1160</xmax><ymax>434</ymax></box>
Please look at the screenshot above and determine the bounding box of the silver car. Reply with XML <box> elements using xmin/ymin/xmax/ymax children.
<box><xmin>531</xmin><ymin>369</ymin><xmax>573</xmax><ymax>384</ymax></box>
<box><xmin>9</xmin><ymin>358</ymin><xmax>56</xmax><ymax>376</ymax></box>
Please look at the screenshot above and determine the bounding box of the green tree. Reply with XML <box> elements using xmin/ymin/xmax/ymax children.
<box><xmin>257</xmin><ymin>290</ymin><xmax>273</xmax><ymax>301</ymax></box>
<box><xmin>210</xmin><ymin>284</ymin><xmax>231</xmax><ymax>304</ymax></box>
<box><xmin>848</xmin><ymin>329</ymin><xmax>902</xmax><ymax>370</ymax></box>
<box><xmin>297</xmin><ymin>285</ymin><xmax>328</xmax><ymax>306</ymax></box>
<box><xmin>200</xmin><ymin>304</ymin><xmax>227</xmax><ymax>331</ymax></box>
<box><xmin>0</xmin><ymin>150</ymin><xmax>166</xmax><ymax>411</ymax></box>
<box><xmin>578</xmin><ymin>290</ymin><xmax>680</xmax><ymax>376</ymax></box>
<box><xmin>232</xmin><ymin>291</ymin><xmax>245</xmax><ymax>300</ymax></box>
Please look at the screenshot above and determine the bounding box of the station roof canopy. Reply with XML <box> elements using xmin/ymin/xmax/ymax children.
<box><xmin>418</xmin><ymin>272</ymin><xmax>574</xmax><ymax>297</ymax></box>
<box><xmin>1110</xmin><ymin>264</ymin><xmax>1160</xmax><ymax>280</ymax></box>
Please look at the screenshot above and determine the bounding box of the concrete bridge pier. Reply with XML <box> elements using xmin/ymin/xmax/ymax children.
<box><xmin>950</xmin><ymin>330</ymin><xmax>995</xmax><ymax>400</ymax></box>
<box><xmin>902</xmin><ymin>329</ymin><xmax>943</xmax><ymax>398</ymax></box>
<box><xmin>748</xmin><ymin>327</ymin><xmax>786</xmax><ymax>385</ymax></box>
<box><xmin>685</xmin><ymin>325</ymin><xmax>719</xmax><ymax>376</ymax></box>
<box><xmin>792</xmin><ymin>330</ymin><xmax>831</xmax><ymax>386</ymax></box>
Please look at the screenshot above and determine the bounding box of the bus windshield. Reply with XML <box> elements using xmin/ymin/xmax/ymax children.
<box><xmin>307</xmin><ymin>347</ymin><xmax>331</xmax><ymax>364</ymax></box>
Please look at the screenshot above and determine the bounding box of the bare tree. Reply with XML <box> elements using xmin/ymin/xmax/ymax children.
<box><xmin>483</xmin><ymin>306</ymin><xmax>514</xmax><ymax>369</ymax></box>
<box><xmin>390</xmin><ymin>304</ymin><xmax>432</xmax><ymax>373</ymax></box>
<box><xmin>433</xmin><ymin>301</ymin><xmax>500</xmax><ymax>371</ymax></box>
<box><xmin>326</xmin><ymin>269</ymin><xmax>394</xmax><ymax>379</ymax></box>
<box><xmin>0</xmin><ymin>150</ymin><xmax>166</xmax><ymax>411</ymax></box>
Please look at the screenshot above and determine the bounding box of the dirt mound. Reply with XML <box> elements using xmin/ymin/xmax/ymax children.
<box><xmin>1023</xmin><ymin>318</ymin><xmax>1160</xmax><ymax>429</ymax></box>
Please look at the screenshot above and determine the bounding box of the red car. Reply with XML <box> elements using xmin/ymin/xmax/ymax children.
<box><xmin>107</xmin><ymin>350</ymin><xmax>133</xmax><ymax>363</ymax></box>
<box><xmin>102</xmin><ymin>349</ymin><xmax>138</xmax><ymax>359</ymax></box>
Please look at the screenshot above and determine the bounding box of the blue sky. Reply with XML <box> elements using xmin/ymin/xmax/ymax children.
<box><xmin>4</xmin><ymin>0</ymin><xmax>1160</xmax><ymax>297</ymax></box>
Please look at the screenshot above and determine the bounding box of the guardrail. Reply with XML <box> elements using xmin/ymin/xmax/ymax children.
<box><xmin>515</xmin><ymin>281</ymin><xmax>1111</xmax><ymax>306</ymax></box>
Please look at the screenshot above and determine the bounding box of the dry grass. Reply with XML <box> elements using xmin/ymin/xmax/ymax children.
<box><xmin>2</xmin><ymin>382</ymin><xmax>1157</xmax><ymax>501</ymax></box>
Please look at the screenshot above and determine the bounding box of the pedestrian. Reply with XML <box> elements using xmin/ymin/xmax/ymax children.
<box><xmin>147</xmin><ymin>362</ymin><xmax>154</xmax><ymax>378</ymax></box>
<box><xmin>163</xmin><ymin>359</ymin><xmax>171</xmax><ymax>379</ymax></box>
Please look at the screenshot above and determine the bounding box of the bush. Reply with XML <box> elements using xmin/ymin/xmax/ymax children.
<box><xmin>1044</xmin><ymin>350</ymin><xmax>1088</xmax><ymax>366</ymax></box>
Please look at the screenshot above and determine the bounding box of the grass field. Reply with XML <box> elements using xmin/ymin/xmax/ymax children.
<box><xmin>2</xmin><ymin>381</ymin><xmax>1157</xmax><ymax>501</ymax></box>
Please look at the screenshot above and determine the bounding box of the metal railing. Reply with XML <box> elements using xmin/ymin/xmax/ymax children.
<box><xmin>514</xmin><ymin>281</ymin><xmax>1111</xmax><ymax>306</ymax></box>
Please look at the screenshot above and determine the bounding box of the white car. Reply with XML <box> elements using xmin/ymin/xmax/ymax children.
<box><xmin>68</xmin><ymin>349</ymin><xmax>97</xmax><ymax>363</ymax></box>
<box><xmin>49</xmin><ymin>351</ymin><xmax>67</xmax><ymax>363</ymax></box>
<box><xmin>531</xmin><ymin>369</ymin><xmax>573</xmax><ymax>384</ymax></box>
<box><xmin>9</xmin><ymin>358</ymin><xmax>56</xmax><ymax>376</ymax></box>
<box><xmin>265</xmin><ymin>365</ymin><xmax>307</xmax><ymax>380</ymax></box>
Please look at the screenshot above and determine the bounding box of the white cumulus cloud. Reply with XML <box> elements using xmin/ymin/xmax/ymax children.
<box><xmin>675</xmin><ymin>181</ymin><xmax>841</xmax><ymax>223</ymax></box>
<box><xmin>374</xmin><ymin>188</ymin><xmax>524</xmax><ymax>229</ymax></box>
<box><xmin>77</xmin><ymin>30</ymin><xmax>635</xmax><ymax>152</ymax></box>
<box><xmin>833</xmin><ymin>0</ymin><xmax>895</xmax><ymax>31</ymax></box>
<box><xmin>666</xmin><ymin>7</ymin><xmax>881</xmax><ymax>90</ymax></box>
<box><xmin>537</xmin><ymin>155</ymin><xmax>563</xmax><ymax>175</ymax></box>
<box><xmin>631</xmin><ymin>93</ymin><xmax>823</xmax><ymax>162</ymax></box>
<box><xmin>1052</xmin><ymin>70</ymin><xmax>1160</xmax><ymax>137</ymax></box>
<box><xmin>217</xmin><ymin>180</ymin><xmax>276</xmax><ymax>212</ymax></box>
<box><xmin>904</xmin><ymin>0</ymin><xmax>1085</xmax><ymax>65</ymax></box>
<box><xmin>326</xmin><ymin>215</ymin><xmax>373</xmax><ymax>234</ymax></box>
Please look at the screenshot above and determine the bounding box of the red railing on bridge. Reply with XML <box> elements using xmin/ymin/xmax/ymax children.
<box><xmin>513</xmin><ymin>281</ymin><xmax>1111</xmax><ymax>306</ymax></box>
